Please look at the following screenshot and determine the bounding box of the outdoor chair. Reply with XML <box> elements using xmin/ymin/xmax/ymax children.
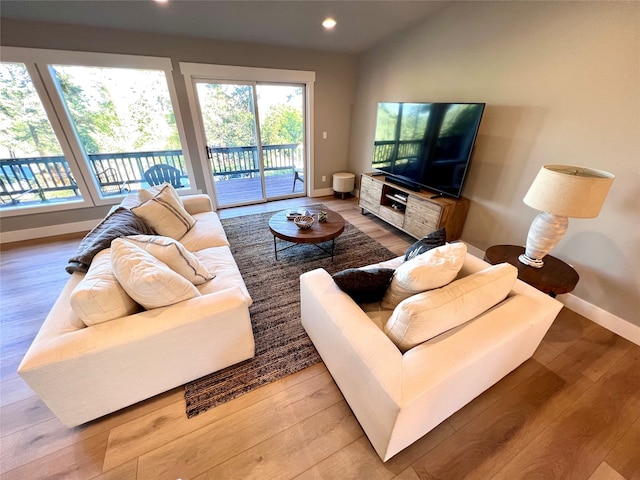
<box><xmin>292</xmin><ymin>168</ymin><xmax>304</xmax><ymax>192</ymax></box>
<box><xmin>0</xmin><ymin>177</ymin><xmax>38</xmax><ymax>205</ymax></box>
<box><xmin>143</xmin><ymin>164</ymin><xmax>183</xmax><ymax>188</ymax></box>
<box><xmin>96</xmin><ymin>167</ymin><xmax>129</xmax><ymax>195</ymax></box>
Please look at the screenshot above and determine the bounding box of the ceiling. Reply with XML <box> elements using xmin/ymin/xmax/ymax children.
<box><xmin>1</xmin><ymin>0</ymin><xmax>448</xmax><ymax>54</ymax></box>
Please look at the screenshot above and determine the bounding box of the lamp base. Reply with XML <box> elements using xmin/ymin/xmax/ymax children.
<box><xmin>518</xmin><ymin>212</ymin><xmax>569</xmax><ymax>269</ymax></box>
<box><xmin>518</xmin><ymin>253</ymin><xmax>545</xmax><ymax>268</ymax></box>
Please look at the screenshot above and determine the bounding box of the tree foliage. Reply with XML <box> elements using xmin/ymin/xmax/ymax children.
<box><xmin>0</xmin><ymin>63</ymin><xmax>62</xmax><ymax>157</ymax></box>
<box><xmin>200</xmin><ymin>83</ymin><xmax>256</xmax><ymax>147</ymax></box>
<box><xmin>261</xmin><ymin>103</ymin><xmax>303</xmax><ymax>145</ymax></box>
<box><xmin>199</xmin><ymin>83</ymin><xmax>303</xmax><ymax>148</ymax></box>
<box><xmin>2</xmin><ymin>63</ymin><xmax>304</xmax><ymax>162</ymax></box>
<box><xmin>55</xmin><ymin>68</ymin><xmax>121</xmax><ymax>154</ymax></box>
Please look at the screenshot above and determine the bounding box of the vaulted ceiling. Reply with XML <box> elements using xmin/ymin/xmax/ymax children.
<box><xmin>1</xmin><ymin>0</ymin><xmax>448</xmax><ymax>53</ymax></box>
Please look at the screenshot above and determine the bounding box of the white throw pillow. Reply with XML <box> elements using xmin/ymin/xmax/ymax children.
<box><xmin>136</xmin><ymin>183</ymin><xmax>167</xmax><ymax>204</ymax></box>
<box><xmin>131</xmin><ymin>184</ymin><xmax>195</xmax><ymax>239</ymax></box>
<box><xmin>111</xmin><ymin>238</ymin><xmax>201</xmax><ymax>310</ymax></box>
<box><xmin>381</xmin><ymin>242</ymin><xmax>467</xmax><ymax>309</ymax></box>
<box><xmin>122</xmin><ymin>235</ymin><xmax>214</xmax><ymax>285</ymax></box>
<box><xmin>69</xmin><ymin>249</ymin><xmax>140</xmax><ymax>326</ymax></box>
<box><xmin>384</xmin><ymin>263</ymin><xmax>518</xmax><ymax>352</ymax></box>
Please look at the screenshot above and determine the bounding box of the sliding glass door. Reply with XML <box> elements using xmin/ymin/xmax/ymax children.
<box><xmin>257</xmin><ymin>84</ymin><xmax>305</xmax><ymax>199</ymax></box>
<box><xmin>197</xmin><ymin>82</ymin><xmax>264</xmax><ymax>205</ymax></box>
<box><xmin>195</xmin><ymin>80</ymin><xmax>306</xmax><ymax>208</ymax></box>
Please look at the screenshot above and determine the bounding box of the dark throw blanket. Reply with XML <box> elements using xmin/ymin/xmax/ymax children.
<box><xmin>66</xmin><ymin>207</ymin><xmax>156</xmax><ymax>274</ymax></box>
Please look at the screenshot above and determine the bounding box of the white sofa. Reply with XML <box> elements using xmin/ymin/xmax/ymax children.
<box><xmin>18</xmin><ymin>194</ymin><xmax>255</xmax><ymax>427</ymax></box>
<box><xmin>300</xmin><ymin>250</ymin><xmax>562</xmax><ymax>461</ymax></box>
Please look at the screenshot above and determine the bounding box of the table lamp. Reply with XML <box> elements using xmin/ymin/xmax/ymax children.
<box><xmin>518</xmin><ymin>165</ymin><xmax>614</xmax><ymax>268</ymax></box>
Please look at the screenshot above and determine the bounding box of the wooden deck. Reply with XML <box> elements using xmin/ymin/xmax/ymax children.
<box><xmin>213</xmin><ymin>172</ymin><xmax>305</xmax><ymax>207</ymax></box>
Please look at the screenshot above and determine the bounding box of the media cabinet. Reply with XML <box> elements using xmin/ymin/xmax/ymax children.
<box><xmin>359</xmin><ymin>173</ymin><xmax>470</xmax><ymax>241</ymax></box>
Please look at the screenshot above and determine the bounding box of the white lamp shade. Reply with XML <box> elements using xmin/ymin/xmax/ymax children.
<box><xmin>523</xmin><ymin>165</ymin><xmax>615</xmax><ymax>218</ymax></box>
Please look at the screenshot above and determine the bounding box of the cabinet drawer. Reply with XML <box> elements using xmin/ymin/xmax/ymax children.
<box><xmin>359</xmin><ymin>175</ymin><xmax>383</xmax><ymax>213</ymax></box>
<box><xmin>404</xmin><ymin>197</ymin><xmax>442</xmax><ymax>237</ymax></box>
<box><xmin>378</xmin><ymin>206</ymin><xmax>404</xmax><ymax>228</ymax></box>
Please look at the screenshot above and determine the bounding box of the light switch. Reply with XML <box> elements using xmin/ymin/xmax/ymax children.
<box><xmin>322</xmin><ymin>131</ymin><xmax>328</xmax><ymax>139</ymax></box>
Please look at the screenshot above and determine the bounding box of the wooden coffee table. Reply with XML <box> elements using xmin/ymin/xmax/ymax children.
<box><xmin>269</xmin><ymin>208</ymin><xmax>345</xmax><ymax>261</ymax></box>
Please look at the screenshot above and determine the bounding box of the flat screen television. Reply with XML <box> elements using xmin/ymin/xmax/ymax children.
<box><xmin>372</xmin><ymin>102</ymin><xmax>485</xmax><ymax>198</ymax></box>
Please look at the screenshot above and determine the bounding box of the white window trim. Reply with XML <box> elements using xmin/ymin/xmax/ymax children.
<box><xmin>179</xmin><ymin>62</ymin><xmax>315</xmax><ymax>206</ymax></box>
<box><xmin>0</xmin><ymin>47</ymin><xmax>195</xmax><ymax>217</ymax></box>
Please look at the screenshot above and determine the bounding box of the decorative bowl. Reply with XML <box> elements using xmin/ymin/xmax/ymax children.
<box><xmin>294</xmin><ymin>215</ymin><xmax>314</xmax><ymax>230</ymax></box>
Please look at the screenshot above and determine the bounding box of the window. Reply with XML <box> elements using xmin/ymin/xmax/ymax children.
<box><xmin>0</xmin><ymin>62</ymin><xmax>84</xmax><ymax>209</ymax></box>
<box><xmin>0</xmin><ymin>48</ymin><xmax>193</xmax><ymax>216</ymax></box>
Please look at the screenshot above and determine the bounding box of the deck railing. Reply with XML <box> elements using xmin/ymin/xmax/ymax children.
<box><xmin>372</xmin><ymin>140</ymin><xmax>422</xmax><ymax>167</ymax></box>
<box><xmin>0</xmin><ymin>144</ymin><xmax>302</xmax><ymax>206</ymax></box>
<box><xmin>208</xmin><ymin>143</ymin><xmax>302</xmax><ymax>178</ymax></box>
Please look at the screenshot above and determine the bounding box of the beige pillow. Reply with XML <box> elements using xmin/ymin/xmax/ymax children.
<box><xmin>69</xmin><ymin>249</ymin><xmax>140</xmax><ymax>326</ymax></box>
<box><xmin>111</xmin><ymin>238</ymin><xmax>201</xmax><ymax>310</ymax></box>
<box><xmin>384</xmin><ymin>263</ymin><xmax>518</xmax><ymax>352</ymax></box>
<box><xmin>136</xmin><ymin>183</ymin><xmax>167</xmax><ymax>204</ymax></box>
<box><xmin>122</xmin><ymin>235</ymin><xmax>213</xmax><ymax>285</ymax></box>
<box><xmin>381</xmin><ymin>242</ymin><xmax>467</xmax><ymax>309</ymax></box>
<box><xmin>131</xmin><ymin>184</ymin><xmax>195</xmax><ymax>239</ymax></box>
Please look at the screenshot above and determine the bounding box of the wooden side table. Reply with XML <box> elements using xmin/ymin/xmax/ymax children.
<box><xmin>484</xmin><ymin>245</ymin><xmax>579</xmax><ymax>297</ymax></box>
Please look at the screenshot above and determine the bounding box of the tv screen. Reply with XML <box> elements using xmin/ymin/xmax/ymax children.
<box><xmin>372</xmin><ymin>102</ymin><xmax>485</xmax><ymax>198</ymax></box>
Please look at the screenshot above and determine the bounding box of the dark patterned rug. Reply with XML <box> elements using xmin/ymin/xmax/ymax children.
<box><xmin>184</xmin><ymin>205</ymin><xmax>398</xmax><ymax>418</ymax></box>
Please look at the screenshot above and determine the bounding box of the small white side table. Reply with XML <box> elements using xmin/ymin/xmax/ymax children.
<box><xmin>332</xmin><ymin>172</ymin><xmax>355</xmax><ymax>199</ymax></box>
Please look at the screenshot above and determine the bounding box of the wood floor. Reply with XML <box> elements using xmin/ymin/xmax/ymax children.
<box><xmin>1</xmin><ymin>195</ymin><xmax>638</xmax><ymax>480</ymax></box>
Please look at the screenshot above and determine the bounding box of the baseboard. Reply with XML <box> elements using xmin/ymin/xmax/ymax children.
<box><xmin>0</xmin><ymin>219</ymin><xmax>98</xmax><ymax>244</ymax></box>
<box><xmin>557</xmin><ymin>294</ymin><xmax>640</xmax><ymax>346</ymax></box>
<box><xmin>467</xmin><ymin>243</ymin><xmax>639</xmax><ymax>346</ymax></box>
<box><xmin>311</xmin><ymin>187</ymin><xmax>335</xmax><ymax>197</ymax></box>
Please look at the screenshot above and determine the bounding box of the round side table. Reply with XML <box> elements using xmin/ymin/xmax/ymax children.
<box><xmin>484</xmin><ymin>245</ymin><xmax>579</xmax><ymax>297</ymax></box>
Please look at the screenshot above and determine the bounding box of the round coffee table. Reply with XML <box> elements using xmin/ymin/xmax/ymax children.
<box><xmin>269</xmin><ymin>208</ymin><xmax>345</xmax><ymax>261</ymax></box>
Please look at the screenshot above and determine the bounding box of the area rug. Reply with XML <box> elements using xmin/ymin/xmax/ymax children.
<box><xmin>184</xmin><ymin>205</ymin><xmax>398</xmax><ymax>418</ymax></box>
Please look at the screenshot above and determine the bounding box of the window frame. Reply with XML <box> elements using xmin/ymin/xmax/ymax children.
<box><xmin>0</xmin><ymin>47</ymin><xmax>195</xmax><ymax>217</ymax></box>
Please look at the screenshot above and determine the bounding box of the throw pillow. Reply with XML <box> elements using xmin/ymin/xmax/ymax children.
<box><xmin>136</xmin><ymin>183</ymin><xmax>168</xmax><ymax>204</ymax></box>
<box><xmin>332</xmin><ymin>268</ymin><xmax>395</xmax><ymax>304</ymax></box>
<box><xmin>384</xmin><ymin>263</ymin><xmax>518</xmax><ymax>352</ymax></box>
<box><xmin>381</xmin><ymin>242</ymin><xmax>467</xmax><ymax>310</ymax></box>
<box><xmin>111</xmin><ymin>238</ymin><xmax>201</xmax><ymax>310</ymax></box>
<box><xmin>404</xmin><ymin>227</ymin><xmax>446</xmax><ymax>261</ymax></box>
<box><xmin>69</xmin><ymin>249</ymin><xmax>140</xmax><ymax>327</ymax></box>
<box><xmin>122</xmin><ymin>235</ymin><xmax>214</xmax><ymax>285</ymax></box>
<box><xmin>131</xmin><ymin>184</ymin><xmax>195</xmax><ymax>239</ymax></box>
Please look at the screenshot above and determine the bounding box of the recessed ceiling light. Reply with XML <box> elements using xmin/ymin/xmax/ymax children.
<box><xmin>154</xmin><ymin>0</ymin><xmax>169</xmax><ymax>3</ymax></box>
<box><xmin>322</xmin><ymin>17</ymin><xmax>337</xmax><ymax>30</ymax></box>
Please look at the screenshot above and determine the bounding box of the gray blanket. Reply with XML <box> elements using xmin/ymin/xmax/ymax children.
<box><xmin>66</xmin><ymin>207</ymin><xmax>156</xmax><ymax>274</ymax></box>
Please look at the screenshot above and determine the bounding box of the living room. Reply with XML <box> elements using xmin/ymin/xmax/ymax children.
<box><xmin>1</xmin><ymin>1</ymin><xmax>639</xmax><ymax>479</ymax></box>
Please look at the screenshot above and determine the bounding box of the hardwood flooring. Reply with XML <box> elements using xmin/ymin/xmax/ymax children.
<box><xmin>1</xmin><ymin>195</ymin><xmax>638</xmax><ymax>480</ymax></box>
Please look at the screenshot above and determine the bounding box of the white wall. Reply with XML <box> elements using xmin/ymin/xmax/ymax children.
<box><xmin>350</xmin><ymin>2</ymin><xmax>639</xmax><ymax>326</ymax></box>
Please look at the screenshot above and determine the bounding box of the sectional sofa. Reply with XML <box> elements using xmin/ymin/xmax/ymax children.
<box><xmin>18</xmin><ymin>188</ymin><xmax>255</xmax><ymax>427</ymax></box>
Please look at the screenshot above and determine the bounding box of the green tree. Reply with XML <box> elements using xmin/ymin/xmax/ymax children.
<box><xmin>0</xmin><ymin>62</ymin><xmax>62</xmax><ymax>157</ymax></box>
<box><xmin>55</xmin><ymin>68</ymin><xmax>122</xmax><ymax>154</ymax></box>
<box><xmin>201</xmin><ymin>83</ymin><xmax>256</xmax><ymax>147</ymax></box>
<box><xmin>261</xmin><ymin>104</ymin><xmax>303</xmax><ymax>145</ymax></box>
